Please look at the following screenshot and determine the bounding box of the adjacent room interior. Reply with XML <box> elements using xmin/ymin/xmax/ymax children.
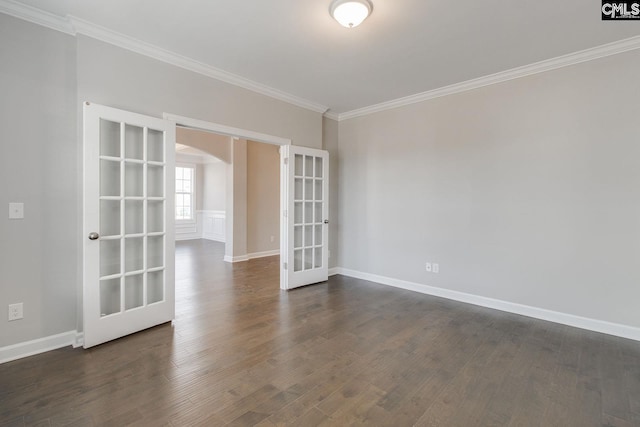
<box><xmin>173</xmin><ymin>127</ymin><xmax>281</xmax><ymax>264</ymax></box>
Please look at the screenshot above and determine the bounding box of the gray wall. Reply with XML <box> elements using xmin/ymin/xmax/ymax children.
<box><xmin>338</xmin><ymin>49</ymin><xmax>640</xmax><ymax>328</ymax></box>
<box><xmin>5</xmin><ymin>8</ymin><xmax>639</xmax><ymax>351</ymax></box>
<box><xmin>0</xmin><ymin>15</ymin><xmax>78</xmax><ymax>347</ymax></box>
<box><xmin>77</xmin><ymin>36</ymin><xmax>323</xmax><ymax>150</ymax></box>
<box><xmin>0</xmin><ymin>13</ymin><xmax>323</xmax><ymax>348</ymax></box>
<box><xmin>247</xmin><ymin>141</ymin><xmax>280</xmax><ymax>254</ymax></box>
<box><xmin>323</xmin><ymin>117</ymin><xmax>339</xmax><ymax>268</ymax></box>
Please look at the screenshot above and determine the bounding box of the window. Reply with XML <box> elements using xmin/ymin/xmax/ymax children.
<box><xmin>175</xmin><ymin>165</ymin><xmax>195</xmax><ymax>221</ymax></box>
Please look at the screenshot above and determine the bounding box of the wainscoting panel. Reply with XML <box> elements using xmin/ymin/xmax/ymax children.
<box><xmin>201</xmin><ymin>210</ymin><xmax>226</xmax><ymax>242</ymax></box>
<box><xmin>175</xmin><ymin>219</ymin><xmax>200</xmax><ymax>241</ymax></box>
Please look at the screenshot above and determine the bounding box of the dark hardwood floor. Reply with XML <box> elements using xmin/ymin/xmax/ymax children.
<box><xmin>2</xmin><ymin>239</ymin><xmax>640</xmax><ymax>426</ymax></box>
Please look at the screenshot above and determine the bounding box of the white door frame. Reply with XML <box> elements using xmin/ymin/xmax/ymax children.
<box><xmin>163</xmin><ymin>114</ymin><xmax>291</xmax><ymax>147</ymax></box>
<box><xmin>162</xmin><ymin>113</ymin><xmax>291</xmax><ymax>284</ymax></box>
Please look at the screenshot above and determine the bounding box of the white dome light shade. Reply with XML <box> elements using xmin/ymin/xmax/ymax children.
<box><xmin>330</xmin><ymin>0</ymin><xmax>373</xmax><ymax>28</ymax></box>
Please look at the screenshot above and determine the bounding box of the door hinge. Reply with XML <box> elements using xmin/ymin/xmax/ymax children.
<box><xmin>284</xmin><ymin>210</ymin><xmax>288</xmax><ymax>218</ymax></box>
<box><xmin>284</xmin><ymin>157</ymin><xmax>288</xmax><ymax>165</ymax></box>
<box><xmin>283</xmin><ymin>262</ymin><xmax>288</xmax><ymax>270</ymax></box>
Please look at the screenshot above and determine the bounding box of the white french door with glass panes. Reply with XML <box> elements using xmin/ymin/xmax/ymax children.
<box><xmin>280</xmin><ymin>145</ymin><xmax>329</xmax><ymax>290</ymax></box>
<box><xmin>83</xmin><ymin>102</ymin><xmax>175</xmax><ymax>348</ymax></box>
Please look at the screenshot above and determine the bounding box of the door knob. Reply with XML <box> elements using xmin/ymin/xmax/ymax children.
<box><xmin>324</xmin><ymin>220</ymin><xmax>329</xmax><ymax>224</ymax></box>
<box><xmin>88</xmin><ymin>232</ymin><xmax>100</xmax><ymax>240</ymax></box>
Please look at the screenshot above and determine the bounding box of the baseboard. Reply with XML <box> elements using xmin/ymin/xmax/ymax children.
<box><xmin>328</xmin><ymin>267</ymin><xmax>340</xmax><ymax>276</ymax></box>
<box><xmin>175</xmin><ymin>235</ymin><xmax>202</xmax><ymax>241</ymax></box>
<box><xmin>0</xmin><ymin>330</ymin><xmax>81</xmax><ymax>364</ymax></box>
<box><xmin>202</xmin><ymin>236</ymin><xmax>225</xmax><ymax>243</ymax></box>
<box><xmin>224</xmin><ymin>250</ymin><xmax>279</xmax><ymax>263</ymax></box>
<box><xmin>333</xmin><ymin>267</ymin><xmax>640</xmax><ymax>342</ymax></box>
<box><xmin>224</xmin><ymin>255</ymin><xmax>249</xmax><ymax>263</ymax></box>
<box><xmin>74</xmin><ymin>332</ymin><xmax>84</xmax><ymax>348</ymax></box>
<box><xmin>247</xmin><ymin>250</ymin><xmax>279</xmax><ymax>260</ymax></box>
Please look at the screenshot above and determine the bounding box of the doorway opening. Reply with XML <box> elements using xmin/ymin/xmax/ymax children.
<box><xmin>172</xmin><ymin>128</ymin><xmax>282</xmax><ymax>264</ymax></box>
<box><xmin>163</xmin><ymin>113</ymin><xmax>330</xmax><ymax>291</ymax></box>
<box><xmin>165</xmin><ymin>113</ymin><xmax>289</xmax><ymax>269</ymax></box>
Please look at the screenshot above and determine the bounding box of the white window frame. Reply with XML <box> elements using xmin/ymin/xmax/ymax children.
<box><xmin>175</xmin><ymin>163</ymin><xmax>196</xmax><ymax>224</ymax></box>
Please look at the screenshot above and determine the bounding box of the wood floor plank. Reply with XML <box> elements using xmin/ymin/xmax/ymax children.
<box><xmin>2</xmin><ymin>240</ymin><xmax>640</xmax><ymax>426</ymax></box>
<box><xmin>600</xmin><ymin>335</ymin><xmax>633</xmax><ymax>423</ymax></box>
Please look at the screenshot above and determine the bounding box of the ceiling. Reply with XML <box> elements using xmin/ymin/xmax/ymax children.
<box><xmin>8</xmin><ymin>0</ymin><xmax>640</xmax><ymax>114</ymax></box>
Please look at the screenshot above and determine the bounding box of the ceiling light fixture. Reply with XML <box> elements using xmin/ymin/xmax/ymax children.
<box><xmin>330</xmin><ymin>0</ymin><xmax>373</xmax><ymax>28</ymax></box>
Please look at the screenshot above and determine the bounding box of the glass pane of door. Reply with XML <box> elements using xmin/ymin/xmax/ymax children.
<box><xmin>97</xmin><ymin>121</ymin><xmax>167</xmax><ymax>324</ymax></box>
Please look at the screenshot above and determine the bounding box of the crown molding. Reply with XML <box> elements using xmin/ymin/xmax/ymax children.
<box><xmin>68</xmin><ymin>17</ymin><xmax>329</xmax><ymax>114</ymax></box>
<box><xmin>337</xmin><ymin>35</ymin><xmax>640</xmax><ymax>121</ymax></box>
<box><xmin>0</xmin><ymin>1</ymin><xmax>328</xmax><ymax>114</ymax></box>
<box><xmin>0</xmin><ymin>0</ymin><xmax>74</xmax><ymax>34</ymax></box>
<box><xmin>323</xmin><ymin>111</ymin><xmax>340</xmax><ymax>121</ymax></box>
<box><xmin>3</xmin><ymin>0</ymin><xmax>640</xmax><ymax>121</ymax></box>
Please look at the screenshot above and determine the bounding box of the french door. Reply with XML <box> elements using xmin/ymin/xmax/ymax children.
<box><xmin>280</xmin><ymin>145</ymin><xmax>329</xmax><ymax>290</ymax></box>
<box><xmin>83</xmin><ymin>102</ymin><xmax>175</xmax><ymax>348</ymax></box>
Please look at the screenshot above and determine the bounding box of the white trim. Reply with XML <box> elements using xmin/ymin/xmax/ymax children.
<box><xmin>335</xmin><ymin>35</ymin><xmax>640</xmax><ymax>121</ymax></box>
<box><xmin>328</xmin><ymin>267</ymin><xmax>340</xmax><ymax>276</ymax></box>
<box><xmin>75</xmin><ymin>332</ymin><xmax>84</xmax><ymax>348</ymax></box>
<box><xmin>0</xmin><ymin>330</ymin><xmax>81</xmax><ymax>364</ymax></box>
<box><xmin>200</xmin><ymin>210</ymin><xmax>226</xmax><ymax>242</ymax></box>
<box><xmin>68</xmin><ymin>15</ymin><xmax>328</xmax><ymax>114</ymax></box>
<box><xmin>323</xmin><ymin>111</ymin><xmax>340</xmax><ymax>121</ymax></box>
<box><xmin>198</xmin><ymin>210</ymin><xmax>226</xmax><ymax>215</ymax></box>
<box><xmin>164</xmin><ymin>113</ymin><xmax>292</xmax><ymax>147</ymax></box>
<box><xmin>0</xmin><ymin>0</ymin><xmax>74</xmax><ymax>34</ymax></box>
<box><xmin>223</xmin><ymin>250</ymin><xmax>279</xmax><ymax>263</ymax></box>
<box><xmin>247</xmin><ymin>249</ymin><xmax>280</xmax><ymax>260</ymax></box>
<box><xmin>332</xmin><ymin>267</ymin><xmax>640</xmax><ymax>342</ymax></box>
<box><xmin>224</xmin><ymin>254</ymin><xmax>249</xmax><ymax>263</ymax></box>
<box><xmin>175</xmin><ymin>232</ymin><xmax>200</xmax><ymax>241</ymax></box>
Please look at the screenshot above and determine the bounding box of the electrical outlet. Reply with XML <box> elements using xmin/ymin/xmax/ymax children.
<box><xmin>433</xmin><ymin>263</ymin><xmax>439</xmax><ymax>273</ymax></box>
<box><xmin>9</xmin><ymin>203</ymin><xmax>24</xmax><ymax>219</ymax></box>
<box><xmin>425</xmin><ymin>262</ymin><xmax>432</xmax><ymax>272</ymax></box>
<box><xmin>8</xmin><ymin>303</ymin><xmax>23</xmax><ymax>321</ymax></box>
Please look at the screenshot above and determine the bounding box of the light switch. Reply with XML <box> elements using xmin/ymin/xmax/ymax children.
<box><xmin>9</xmin><ymin>203</ymin><xmax>24</xmax><ymax>219</ymax></box>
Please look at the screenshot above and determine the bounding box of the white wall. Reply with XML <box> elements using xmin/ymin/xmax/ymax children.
<box><xmin>338</xmin><ymin>49</ymin><xmax>640</xmax><ymax>329</ymax></box>
<box><xmin>0</xmin><ymin>15</ymin><xmax>78</xmax><ymax>347</ymax></box>
<box><xmin>202</xmin><ymin>161</ymin><xmax>226</xmax><ymax>211</ymax></box>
